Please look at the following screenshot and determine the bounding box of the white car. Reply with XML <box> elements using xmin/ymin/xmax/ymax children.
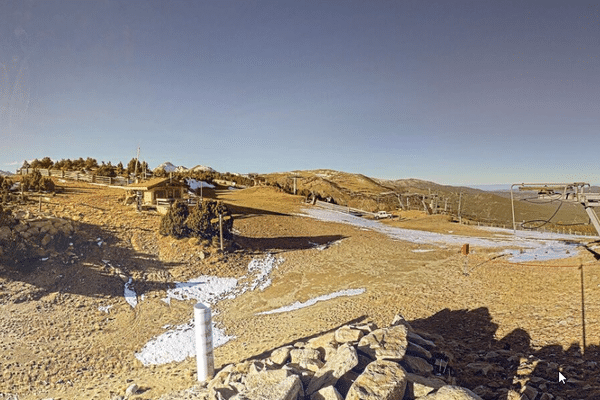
<box><xmin>375</xmin><ymin>211</ymin><xmax>393</xmax><ymax>219</ymax></box>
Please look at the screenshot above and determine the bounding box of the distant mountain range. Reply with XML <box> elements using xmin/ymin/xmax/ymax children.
<box><xmin>0</xmin><ymin>170</ymin><xmax>13</xmax><ymax>176</ymax></box>
<box><xmin>154</xmin><ymin>162</ymin><xmax>215</xmax><ymax>173</ymax></box>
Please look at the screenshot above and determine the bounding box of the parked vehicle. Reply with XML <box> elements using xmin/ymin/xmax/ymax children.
<box><xmin>375</xmin><ymin>211</ymin><xmax>393</xmax><ymax>219</ymax></box>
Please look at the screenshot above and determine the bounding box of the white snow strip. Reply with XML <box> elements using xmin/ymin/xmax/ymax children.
<box><xmin>135</xmin><ymin>321</ymin><xmax>234</xmax><ymax>366</ymax></box>
<box><xmin>124</xmin><ymin>278</ymin><xmax>138</xmax><ymax>308</ymax></box>
<box><xmin>163</xmin><ymin>276</ymin><xmax>238</xmax><ymax>304</ymax></box>
<box><xmin>300</xmin><ymin>208</ymin><xmax>582</xmax><ymax>262</ymax></box>
<box><xmin>412</xmin><ymin>249</ymin><xmax>435</xmax><ymax>253</ymax></box>
<box><xmin>186</xmin><ymin>178</ymin><xmax>215</xmax><ymax>190</ymax></box>
<box><xmin>309</xmin><ymin>238</ymin><xmax>345</xmax><ymax>251</ymax></box>
<box><xmin>137</xmin><ymin>254</ymin><xmax>283</xmax><ymax>366</ymax></box>
<box><xmin>247</xmin><ymin>254</ymin><xmax>283</xmax><ymax>291</ymax></box>
<box><xmin>259</xmin><ymin>288</ymin><xmax>366</xmax><ymax>315</ymax></box>
<box><xmin>98</xmin><ymin>305</ymin><xmax>113</xmax><ymax>313</ymax></box>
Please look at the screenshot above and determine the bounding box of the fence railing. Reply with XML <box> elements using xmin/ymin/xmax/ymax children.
<box><xmin>314</xmin><ymin>200</ymin><xmax>376</xmax><ymax>217</ymax></box>
<box><xmin>18</xmin><ymin>168</ymin><xmax>132</xmax><ymax>187</ymax></box>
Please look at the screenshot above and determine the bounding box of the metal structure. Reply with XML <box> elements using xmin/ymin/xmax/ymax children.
<box><xmin>510</xmin><ymin>182</ymin><xmax>600</xmax><ymax>236</ymax></box>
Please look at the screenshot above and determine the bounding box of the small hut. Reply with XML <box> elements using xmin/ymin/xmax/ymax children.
<box><xmin>124</xmin><ymin>177</ymin><xmax>186</xmax><ymax>213</ymax></box>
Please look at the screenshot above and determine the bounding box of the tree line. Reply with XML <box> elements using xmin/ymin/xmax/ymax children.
<box><xmin>20</xmin><ymin>157</ymin><xmax>254</xmax><ymax>186</ymax></box>
<box><xmin>21</xmin><ymin>157</ymin><xmax>150</xmax><ymax>178</ymax></box>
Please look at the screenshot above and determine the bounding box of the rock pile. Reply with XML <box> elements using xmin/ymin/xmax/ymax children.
<box><xmin>159</xmin><ymin>314</ymin><xmax>484</xmax><ymax>400</ymax></box>
<box><xmin>0</xmin><ymin>211</ymin><xmax>74</xmax><ymax>263</ymax></box>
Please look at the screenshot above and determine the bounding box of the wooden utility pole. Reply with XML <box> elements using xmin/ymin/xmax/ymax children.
<box><xmin>458</xmin><ymin>191</ymin><xmax>463</xmax><ymax>224</ymax></box>
<box><xmin>134</xmin><ymin>147</ymin><xmax>140</xmax><ymax>183</ymax></box>
<box><xmin>219</xmin><ymin>214</ymin><xmax>224</xmax><ymax>251</ymax></box>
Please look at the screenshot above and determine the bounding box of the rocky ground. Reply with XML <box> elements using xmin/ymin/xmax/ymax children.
<box><xmin>1</xmin><ymin>180</ymin><xmax>600</xmax><ymax>399</ymax></box>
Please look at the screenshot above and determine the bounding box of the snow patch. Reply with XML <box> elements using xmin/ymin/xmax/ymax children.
<box><xmin>137</xmin><ymin>254</ymin><xmax>282</xmax><ymax>366</ymax></box>
<box><xmin>258</xmin><ymin>289</ymin><xmax>366</xmax><ymax>315</ymax></box>
<box><xmin>247</xmin><ymin>254</ymin><xmax>283</xmax><ymax>291</ymax></box>
<box><xmin>163</xmin><ymin>276</ymin><xmax>238</xmax><ymax>304</ymax></box>
<box><xmin>186</xmin><ymin>178</ymin><xmax>215</xmax><ymax>190</ymax></box>
<box><xmin>156</xmin><ymin>162</ymin><xmax>178</xmax><ymax>173</ymax></box>
<box><xmin>310</xmin><ymin>238</ymin><xmax>345</xmax><ymax>251</ymax></box>
<box><xmin>124</xmin><ymin>278</ymin><xmax>137</xmax><ymax>308</ymax></box>
<box><xmin>135</xmin><ymin>321</ymin><xmax>234</xmax><ymax>366</ymax></box>
<box><xmin>300</xmin><ymin>208</ymin><xmax>581</xmax><ymax>262</ymax></box>
<box><xmin>98</xmin><ymin>305</ymin><xmax>113</xmax><ymax>313</ymax></box>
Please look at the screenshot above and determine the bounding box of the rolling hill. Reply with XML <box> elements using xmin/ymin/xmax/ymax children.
<box><xmin>260</xmin><ymin>169</ymin><xmax>595</xmax><ymax>234</ymax></box>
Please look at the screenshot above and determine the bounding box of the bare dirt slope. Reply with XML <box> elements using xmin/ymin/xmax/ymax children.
<box><xmin>1</xmin><ymin>181</ymin><xmax>600</xmax><ymax>399</ymax></box>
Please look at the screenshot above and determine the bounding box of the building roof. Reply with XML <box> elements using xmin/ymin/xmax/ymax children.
<box><xmin>125</xmin><ymin>177</ymin><xmax>184</xmax><ymax>190</ymax></box>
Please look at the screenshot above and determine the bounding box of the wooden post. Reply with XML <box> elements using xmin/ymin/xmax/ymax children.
<box><xmin>219</xmin><ymin>214</ymin><xmax>224</xmax><ymax>251</ymax></box>
<box><xmin>38</xmin><ymin>195</ymin><xmax>42</xmax><ymax>212</ymax></box>
<box><xmin>580</xmin><ymin>260</ymin><xmax>586</xmax><ymax>355</ymax></box>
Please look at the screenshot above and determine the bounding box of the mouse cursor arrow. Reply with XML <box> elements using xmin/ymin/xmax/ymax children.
<box><xmin>558</xmin><ymin>372</ymin><xmax>566</xmax><ymax>384</ymax></box>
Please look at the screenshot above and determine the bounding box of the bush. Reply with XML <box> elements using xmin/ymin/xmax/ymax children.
<box><xmin>159</xmin><ymin>200</ymin><xmax>234</xmax><ymax>243</ymax></box>
<box><xmin>159</xmin><ymin>201</ymin><xmax>190</xmax><ymax>238</ymax></box>
<box><xmin>186</xmin><ymin>200</ymin><xmax>233</xmax><ymax>240</ymax></box>
<box><xmin>0</xmin><ymin>205</ymin><xmax>15</xmax><ymax>227</ymax></box>
<box><xmin>21</xmin><ymin>171</ymin><xmax>55</xmax><ymax>192</ymax></box>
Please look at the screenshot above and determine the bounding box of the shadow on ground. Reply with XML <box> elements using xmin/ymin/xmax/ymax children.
<box><xmin>0</xmin><ymin>220</ymin><xmax>182</xmax><ymax>301</ymax></box>
<box><xmin>233</xmin><ymin>234</ymin><xmax>347</xmax><ymax>253</ymax></box>
<box><xmin>410</xmin><ymin>307</ymin><xmax>600</xmax><ymax>399</ymax></box>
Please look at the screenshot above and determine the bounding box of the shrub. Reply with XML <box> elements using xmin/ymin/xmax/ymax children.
<box><xmin>21</xmin><ymin>171</ymin><xmax>55</xmax><ymax>192</ymax></box>
<box><xmin>186</xmin><ymin>200</ymin><xmax>233</xmax><ymax>240</ymax></box>
<box><xmin>159</xmin><ymin>200</ymin><xmax>234</xmax><ymax>244</ymax></box>
<box><xmin>0</xmin><ymin>205</ymin><xmax>15</xmax><ymax>227</ymax></box>
<box><xmin>159</xmin><ymin>201</ymin><xmax>189</xmax><ymax>238</ymax></box>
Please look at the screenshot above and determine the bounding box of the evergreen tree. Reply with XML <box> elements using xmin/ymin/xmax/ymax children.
<box><xmin>84</xmin><ymin>157</ymin><xmax>98</xmax><ymax>170</ymax></box>
<box><xmin>127</xmin><ymin>158</ymin><xmax>138</xmax><ymax>175</ymax></box>
<box><xmin>73</xmin><ymin>157</ymin><xmax>85</xmax><ymax>170</ymax></box>
<box><xmin>159</xmin><ymin>201</ymin><xmax>189</xmax><ymax>238</ymax></box>
<box><xmin>40</xmin><ymin>157</ymin><xmax>54</xmax><ymax>169</ymax></box>
<box><xmin>116</xmin><ymin>162</ymin><xmax>124</xmax><ymax>176</ymax></box>
<box><xmin>186</xmin><ymin>200</ymin><xmax>233</xmax><ymax>240</ymax></box>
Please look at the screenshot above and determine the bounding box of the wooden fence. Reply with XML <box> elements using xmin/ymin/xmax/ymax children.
<box><xmin>314</xmin><ymin>200</ymin><xmax>376</xmax><ymax>217</ymax></box>
<box><xmin>18</xmin><ymin>168</ymin><xmax>132</xmax><ymax>187</ymax></box>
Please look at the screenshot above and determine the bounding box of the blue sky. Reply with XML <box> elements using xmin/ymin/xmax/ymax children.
<box><xmin>1</xmin><ymin>0</ymin><xmax>599</xmax><ymax>185</ymax></box>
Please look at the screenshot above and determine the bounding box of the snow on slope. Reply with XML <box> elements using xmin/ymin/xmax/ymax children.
<box><xmin>155</xmin><ymin>161</ymin><xmax>178</xmax><ymax>173</ymax></box>
<box><xmin>300</xmin><ymin>208</ymin><xmax>583</xmax><ymax>262</ymax></box>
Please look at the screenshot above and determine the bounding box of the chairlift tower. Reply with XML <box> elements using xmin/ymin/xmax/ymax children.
<box><xmin>510</xmin><ymin>182</ymin><xmax>600</xmax><ymax>236</ymax></box>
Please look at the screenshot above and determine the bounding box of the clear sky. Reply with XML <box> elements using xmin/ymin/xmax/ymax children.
<box><xmin>1</xmin><ymin>0</ymin><xmax>599</xmax><ymax>185</ymax></box>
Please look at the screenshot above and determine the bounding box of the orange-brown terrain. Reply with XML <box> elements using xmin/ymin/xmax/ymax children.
<box><xmin>1</xmin><ymin>179</ymin><xmax>600</xmax><ymax>399</ymax></box>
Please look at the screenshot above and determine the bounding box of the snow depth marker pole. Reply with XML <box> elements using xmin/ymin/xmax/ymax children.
<box><xmin>194</xmin><ymin>303</ymin><xmax>215</xmax><ymax>382</ymax></box>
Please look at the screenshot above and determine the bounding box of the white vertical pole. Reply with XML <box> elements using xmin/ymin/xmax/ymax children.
<box><xmin>194</xmin><ymin>303</ymin><xmax>214</xmax><ymax>381</ymax></box>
